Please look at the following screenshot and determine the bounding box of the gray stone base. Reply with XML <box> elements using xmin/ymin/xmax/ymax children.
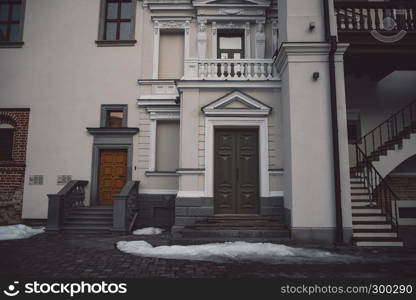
<box><xmin>291</xmin><ymin>227</ymin><xmax>353</xmax><ymax>245</ymax></box>
<box><xmin>173</xmin><ymin>197</ymin><xmax>214</xmax><ymax>238</ymax></box>
<box><xmin>134</xmin><ymin>194</ymin><xmax>176</xmax><ymax>229</ymax></box>
<box><xmin>398</xmin><ymin>226</ymin><xmax>416</xmax><ymax>247</ymax></box>
<box><xmin>260</xmin><ymin>197</ymin><xmax>284</xmax><ymax>217</ymax></box>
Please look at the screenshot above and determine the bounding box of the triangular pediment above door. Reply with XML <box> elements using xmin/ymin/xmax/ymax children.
<box><xmin>202</xmin><ymin>90</ymin><xmax>272</xmax><ymax>116</ymax></box>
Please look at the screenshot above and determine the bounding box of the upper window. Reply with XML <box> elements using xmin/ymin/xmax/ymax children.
<box><xmin>100</xmin><ymin>105</ymin><xmax>128</xmax><ymax>128</ymax></box>
<box><xmin>0</xmin><ymin>123</ymin><xmax>14</xmax><ymax>161</ymax></box>
<box><xmin>97</xmin><ymin>0</ymin><xmax>136</xmax><ymax>45</ymax></box>
<box><xmin>347</xmin><ymin>111</ymin><xmax>361</xmax><ymax>144</ymax></box>
<box><xmin>217</xmin><ymin>30</ymin><xmax>245</xmax><ymax>59</ymax></box>
<box><xmin>0</xmin><ymin>0</ymin><xmax>25</xmax><ymax>45</ymax></box>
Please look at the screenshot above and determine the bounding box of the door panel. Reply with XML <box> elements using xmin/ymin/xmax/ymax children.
<box><xmin>214</xmin><ymin>129</ymin><xmax>259</xmax><ymax>214</ymax></box>
<box><xmin>236</xmin><ymin>131</ymin><xmax>259</xmax><ymax>214</ymax></box>
<box><xmin>98</xmin><ymin>149</ymin><xmax>127</xmax><ymax>206</ymax></box>
<box><xmin>214</xmin><ymin>131</ymin><xmax>237</xmax><ymax>214</ymax></box>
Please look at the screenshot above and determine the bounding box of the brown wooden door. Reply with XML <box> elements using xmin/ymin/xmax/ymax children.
<box><xmin>214</xmin><ymin>129</ymin><xmax>259</xmax><ymax>214</ymax></box>
<box><xmin>97</xmin><ymin>149</ymin><xmax>127</xmax><ymax>206</ymax></box>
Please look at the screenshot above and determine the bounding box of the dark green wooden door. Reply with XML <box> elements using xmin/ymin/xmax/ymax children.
<box><xmin>214</xmin><ymin>128</ymin><xmax>259</xmax><ymax>214</ymax></box>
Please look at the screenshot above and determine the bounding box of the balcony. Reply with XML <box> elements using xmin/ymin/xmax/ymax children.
<box><xmin>335</xmin><ymin>1</ymin><xmax>416</xmax><ymax>46</ymax></box>
<box><xmin>183</xmin><ymin>59</ymin><xmax>278</xmax><ymax>81</ymax></box>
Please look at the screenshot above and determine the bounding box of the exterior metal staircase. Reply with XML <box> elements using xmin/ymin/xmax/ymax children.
<box><xmin>350</xmin><ymin>99</ymin><xmax>416</xmax><ymax>246</ymax></box>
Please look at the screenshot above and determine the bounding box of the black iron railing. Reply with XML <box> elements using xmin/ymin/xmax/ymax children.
<box><xmin>356</xmin><ymin>99</ymin><xmax>416</xmax><ymax>161</ymax></box>
<box><xmin>335</xmin><ymin>1</ymin><xmax>416</xmax><ymax>32</ymax></box>
<box><xmin>354</xmin><ymin>146</ymin><xmax>399</xmax><ymax>230</ymax></box>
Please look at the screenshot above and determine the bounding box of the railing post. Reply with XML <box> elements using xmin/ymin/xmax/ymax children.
<box><xmin>112</xmin><ymin>194</ymin><xmax>129</xmax><ymax>232</ymax></box>
<box><xmin>46</xmin><ymin>194</ymin><xmax>65</xmax><ymax>231</ymax></box>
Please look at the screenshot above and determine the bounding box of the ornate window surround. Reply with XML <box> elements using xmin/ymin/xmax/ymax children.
<box><xmin>152</xmin><ymin>17</ymin><xmax>191</xmax><ymax>79</ymax></box>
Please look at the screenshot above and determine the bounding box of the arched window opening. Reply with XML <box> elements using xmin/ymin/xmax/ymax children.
<box><xmin>0</xmin><ymin>123</ymin><xmax>14</xmax><ymax>161</ymax></box>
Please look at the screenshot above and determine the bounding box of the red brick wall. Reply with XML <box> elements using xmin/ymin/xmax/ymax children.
<box><xmin>0</xmin><ymin>109</ymin><xmax>30</xmax><ymax>225</ymax></box>
<box><xmin>386</xmin><ymin>176</ymin><xmax>416</xmax><ymax>200</ymax></box>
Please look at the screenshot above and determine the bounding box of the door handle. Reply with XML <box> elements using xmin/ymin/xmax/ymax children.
<box><xmin>236</xmin><ymin>168</ymin><xmax>239</xmax><ymax>180</ymax></box>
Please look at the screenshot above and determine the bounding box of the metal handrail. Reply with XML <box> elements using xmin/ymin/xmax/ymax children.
<box><xmin>355</xmin><ymin>145</ymin><xmax>399</xmax><ymax>230</ymax></box>
<box><xmin>357</xmin><ymin>99</ymin><xmax>416</xmax><ymax>159</ymax></box>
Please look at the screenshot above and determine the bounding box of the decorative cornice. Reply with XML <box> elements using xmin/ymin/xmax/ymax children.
<box><xmin>274</xmin><ymin>42</ymin><xmax>350</xmax><ymax>73</ymax></box>
<box><xmin>86</xmin><ymin>128</ymin><xmax>140</xmax><ymax>135</ymax></box>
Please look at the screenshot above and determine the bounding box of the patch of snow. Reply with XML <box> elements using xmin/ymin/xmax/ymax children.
<box><xmin>116</xmin><ymin>241</ymin><xmax>361</xmax><ymax>264</ymax></box>
<box><xmin>0</xmin><ymin>224</ymin><xmax>44</xmax><ymax>241</ymax></box>
<box><xmin>133</xmin><ymin>227</ymin><xmax>164</xmax><ymax>235</ymax></box>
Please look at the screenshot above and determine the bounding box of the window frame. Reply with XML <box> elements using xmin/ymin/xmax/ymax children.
<box><xmin>0</xmin><ymin>126</ymin><xmax>14</xmax><ymax>161</ymax></box>
<box><xmin>96</xmin><ymin>0</ymin><xmax>137</xmax><ymax>46</ymax></box>
<box><xmin>100</xmin><ymin>104</ymin><xmax>128</xmax><ymax>128</ymax></box>
<box><xmin>217</xmin><ymin>29</ymin><xmax>245</xmax><ymax>59</ymax></box>
<box><xmin>347</xmin><ymin>111</ymin><xmax>362</xmax><ymax>145</ymax></box>
<box><xmin>0</xmin><ymin>0</ymin><xmax>26</xmax><ymax>48</ymax></box>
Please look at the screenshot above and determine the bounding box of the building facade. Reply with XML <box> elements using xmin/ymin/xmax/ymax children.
<box><xmin>0</xmin><ymin>0</ymin><xmax>415</xmax><ymax>246</ymax></box>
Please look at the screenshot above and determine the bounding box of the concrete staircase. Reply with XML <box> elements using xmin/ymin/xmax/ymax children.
<box><xmin>350</xmin><ymin>176</ymin><xmax>403</xmax><ymax>247</ymax></box>
<box><xmin>173</xmin><ymin>215</ymin><xmax>290</xmax><ymax>244</ymax></box>
<box><xmin>62</xmin><ymin>206</ymin><xmax>113</xmax><ymax>233</ymax></box>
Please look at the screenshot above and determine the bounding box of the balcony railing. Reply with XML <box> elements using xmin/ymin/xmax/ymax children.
<box><xmin>335</xmin><ymin>1</ymin><xmax>416</xmax><ymax>33</ymax></box>
<box><xmin>184</xmin><ymin>59</ymin><xmax>278</xmax><ymax>80</ymax></box>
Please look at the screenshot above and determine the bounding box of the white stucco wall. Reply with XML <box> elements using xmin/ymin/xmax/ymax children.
<box><xmin>0</xmin><ymin>0</ymin><xmax>143</xmax><ymax>218</ymax></box>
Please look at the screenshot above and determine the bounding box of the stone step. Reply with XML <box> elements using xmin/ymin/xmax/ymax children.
<box><xmin>351</xmin><ymin>195</ymin><xmax>371</xmax><ymax>200</ymax></box>
<box><xmin>62</xmin><ymin>226</ymin><xmax>112</xmax><ymax>232</ymax></box>
<box><xmin>180</xmin><ymin>228</ymin><xmax>290</xmax><ymax>239</ymax></box>
<box><xmin>351</xmin><ymin>201</ymin><xmax>373</xmax><ymax>207</ymax></box>
<box><xmin>352</xmin><ymin>215</ymin><xmax>387</xmax><ymax>222</ymax></box>
<box><xmin>68</xmin><ymin>210</ymin><xmax>113</xmax><ymax>216</ymax></box>
<box><xmin>353</xmin><ymin>237</ymin><xmax>404</xmax><ymax>247</ymax></box>
<box><xmin>63</xmin><ymin>222</ymin><xmax>112</xmax><ymax>228</ymax></box>
<box><xmin>65</xmin><ymin>215</ymin><xmax>113</xmax><ymax>221</ymax></box>
<box><xmin>350</xmin><ymin>188</ymin><xmax>368</xmax><ymax>193</ymax></box>
<box><xmin>169</xmin><ymin>237</ymin><xmax>292</xmax><ymax>245</ymax></box>
<box><xmin>352</xmin><ymin>208</ymin><xmax>381</xmax><ymax>214</ymax></box>
<box><xmin>353</xmin><ymin>232</ymin><xmax>397</xmax><ymax>238</ymax></box>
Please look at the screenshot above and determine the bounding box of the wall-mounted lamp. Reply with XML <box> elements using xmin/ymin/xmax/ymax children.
<box><xmin>312</xmin><ymin>72</ymin><xmax>320</xmax><ymax>81</ymax></box>
<box><xmin>309</xmin><ymin>22</ymin><xmax>316</xmax><ymax>32</ymax></box>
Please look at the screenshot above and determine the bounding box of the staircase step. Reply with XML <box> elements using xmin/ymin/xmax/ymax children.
<box><xmin>64</xmin><ymin>219</ymin><xmax>112</xmax><ymax>226</ymax></box>
<box><xmin>352</xmin><ymin>208</ymin><xmax>381</xmax><ymax>214</ymax></box>
<box><xmin>350</xmin><ymin>188</ymin><xmax>368</xmax><ymax>193</ymax></box>
<box><xmin>180</xmin><ymin>228</ymin><xmax>290</xmax><ymax>239</ymax></box>
<box><xmin>68</xmin><ymin>210</ymin><xmax>113</xmax><ymax>216</ymax></box>
<box><xmin>352</xmin><ymin>215</ymin><xmax>386</xmax><ymax>222</ymax></box>
<box><xmin>65</xmin><ymin>215</ymin><xmax>113</xmax><ymax>221</ymax></box>
<box><xmin>169</xmin><ymin>237</ymin><xmax>292</xmax><ymax>245</ymax></box>
<box><xmin>351</xmin><ymin>195</ymin><xmax>370</xmax><ymax>200</ymax></box>
<box><xmin>353</xmin><ymin>232</ymin><xmax>397</xmax><ymax>238</ymax></box>
<box><xmin>351</xmin><ymin>201</ymin><xmax>372</xmax><ymax>207</ymax></box>
<box><xmin>353</xmin><ymin>237</ymin><xmax>403</xmax><ymax>247</ymax></box>
<box><xmin>62</xmin><ymin>226</ymin><xmax>112</xmax><ymax>232</ymax></box>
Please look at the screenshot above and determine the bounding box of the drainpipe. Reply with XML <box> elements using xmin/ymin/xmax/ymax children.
<box><xmin>323</xmin><ymin>0</ymin><xmax>343</xmax><ymax>245</ymax></box>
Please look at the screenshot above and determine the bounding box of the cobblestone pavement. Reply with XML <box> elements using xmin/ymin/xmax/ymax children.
<box><xmin>0</xmin><ymin>232</ymin><xmax>415</xmax><ymax>278</ymax></box>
